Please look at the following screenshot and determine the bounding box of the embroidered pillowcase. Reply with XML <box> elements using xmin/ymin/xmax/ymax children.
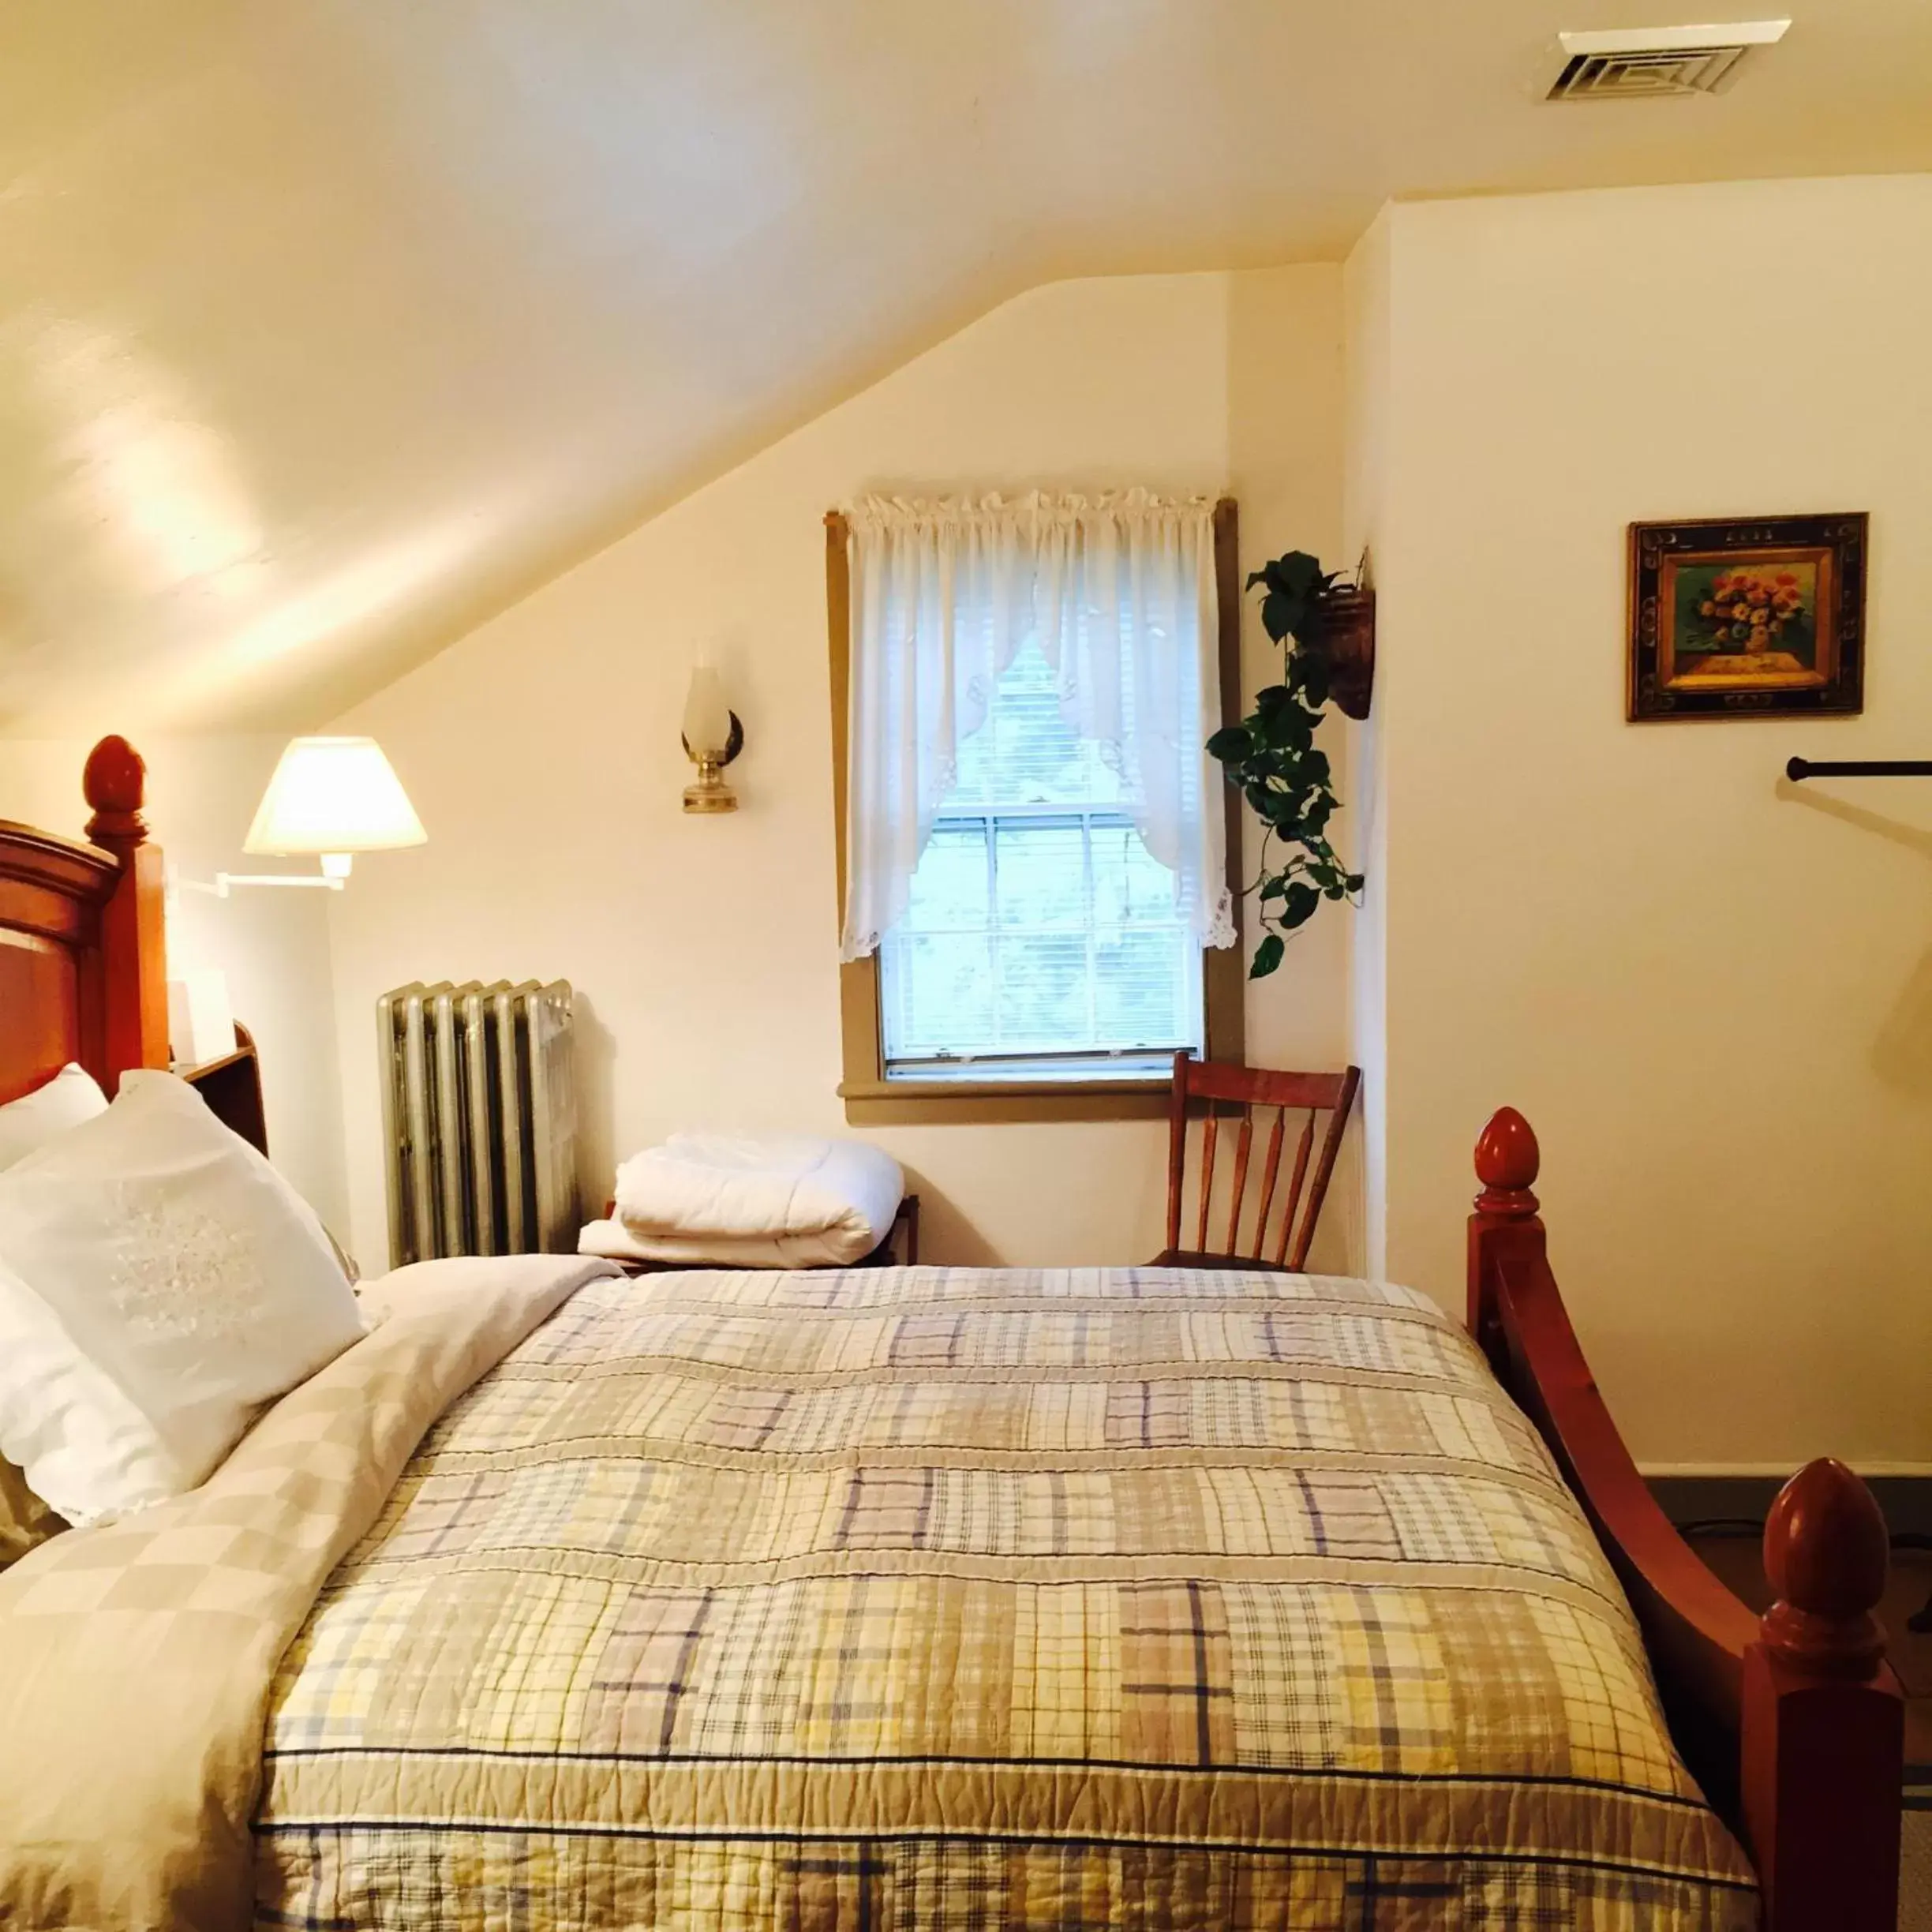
<box><xmin>0</xmin><ymin>1062</ymin><xmax>108</xmax><ymax>1170</ymax></box>
<box><xmin>0</xmin><ymin>1071</ymin><xmax>367</xmax><ymax>1527</ymax></box>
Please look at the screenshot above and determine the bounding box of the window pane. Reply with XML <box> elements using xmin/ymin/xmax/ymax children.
<box><xmin>1091</xmin><ymin>822</ymin><xmax>1181</xmax><ymax>927</ymax></box>
<box><xmin>884</xmin><ymin>931</ymin><xmax>992</xmax><ymax>1057</ymax></box>
<box><xmin>1094</xmin><ymin>927</ymin><xmax>1193</xmax><ymax>1046</ymax></box>
<box><xmin>881</xmin><ymin>815</ymin><xmax>1204</xmax><ymax>1072</ymax></box>
<box><xmin>900</xmin><ymin>822</ymin><xmax>987</xmax><ymax>934</ymax></box>
<box><xmin>990</xmin><ymin>933</ymin><xmax>1089</xmax><ymax>1051</ymax></box>
<box><xmin>993</xmin><ymin>820</ymin><xmax>1085</xmax><ymax>931</ymax></box>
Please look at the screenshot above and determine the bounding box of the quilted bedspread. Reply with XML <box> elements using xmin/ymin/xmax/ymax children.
<box><xmin>255</xmin><ymin>1265</ymin><xmax>1754</xmax><ymax>1931</ymax></box>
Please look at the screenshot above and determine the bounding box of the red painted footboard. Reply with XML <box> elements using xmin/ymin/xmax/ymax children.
<box><xmin>1466</xmin><ymin>1107</ymin><xmax>1902</xmax><ymax>1932</ymax></box>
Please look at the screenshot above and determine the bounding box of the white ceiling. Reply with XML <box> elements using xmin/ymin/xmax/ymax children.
<box><xmin>3</xmin><ymin>1</ymin><xmax>1929</xmax><ymax>734</ymax></box>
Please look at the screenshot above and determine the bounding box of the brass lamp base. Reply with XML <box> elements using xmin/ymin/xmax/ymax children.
<box><xmin>680</xmin><ymin>713</ymin><xmax>743</xmax><ymax>814</ymax></box>
<box><xmin>683</xmin><ymin>762</ymin><xmax>738</xmax><ymax>814</ymax></box>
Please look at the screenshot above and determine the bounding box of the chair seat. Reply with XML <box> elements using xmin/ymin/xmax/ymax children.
<box><xmin>1149</xmin><ymin>1248</ymin><xmax>1297</xmax><ymax>1274</ymax></box>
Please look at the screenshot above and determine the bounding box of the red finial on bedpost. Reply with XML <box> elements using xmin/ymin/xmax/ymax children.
<box><xmin>1741</xmin><ymin>1458</ymin><xmax>1900</xmax><ymax>1930</ymax></box>
<box><xmin>1466</xmin><ymin>1108</ymin><xmax>1544</xmax><ymax>1357</ymax></box>
<box><xmin>1473</xmin><ymin>1106</ymin><xmax>1540</xmax><ymax>1218</ymax></box>
<box><xmin>83</xmin><ymin>736</ymin><xmax>148</xmax><ymax>852</ymax></box>
<box><xmin>79</xmin><ymin>736</ymin><xmax>167</xmax><ymax>1087</ymax></box>
<box><xmin>1760</xmin><ymin>1458</ymin><xmax>1889</xmax><ymax>1677</ymax></box>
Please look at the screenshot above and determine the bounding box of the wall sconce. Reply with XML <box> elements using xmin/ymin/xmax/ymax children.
<box><xmin>681</xmin><ymin>665</ymin><xmax>743</xmax><ymax>814</ymax></box>
<box><xmin>182</xmin><ymin>736</ymin><xmax>428</xmax><ymax>896</ymax></box>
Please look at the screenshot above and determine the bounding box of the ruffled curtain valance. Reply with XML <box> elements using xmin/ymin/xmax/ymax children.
<box><xmin>839</xmin><ymin>489</ymin><xmax>1234</xmax><ymax>961</ymax></box>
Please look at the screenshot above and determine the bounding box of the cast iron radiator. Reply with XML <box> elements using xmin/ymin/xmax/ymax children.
<box><xmin>377</xmin><ymin>980</ymin><xmax>578</xmax><ymax>1266</ymax></box>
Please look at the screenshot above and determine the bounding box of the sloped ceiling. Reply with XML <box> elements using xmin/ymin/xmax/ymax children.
<box><xmin>4</xmin><ymin>2</ymin><xmax>1930</xmax><ymax>734</ymax></box>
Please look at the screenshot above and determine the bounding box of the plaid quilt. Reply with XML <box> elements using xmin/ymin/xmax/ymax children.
<box><xmin>256</xmin><ymin>1267</ymin><xmax>1755</xmax><ymax>1930</ymax></box>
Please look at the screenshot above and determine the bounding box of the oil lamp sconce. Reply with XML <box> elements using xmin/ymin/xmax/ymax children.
<box><xmin>681</xmin><ymin>663</ymin><xmax>743</xmax><ymax>814</ymax></box>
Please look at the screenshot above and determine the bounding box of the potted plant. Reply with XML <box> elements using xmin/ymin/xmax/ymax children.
<box><xmin>1206</xmin><ymin>550</ymin><xmax>1371</xmax><ymax>979</ymax></box>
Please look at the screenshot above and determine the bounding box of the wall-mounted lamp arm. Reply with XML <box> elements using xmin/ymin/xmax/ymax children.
<box><xmin>178</xmin><ymin>854</ymin><xmax>354</xmax><ymax>897</ymax></box>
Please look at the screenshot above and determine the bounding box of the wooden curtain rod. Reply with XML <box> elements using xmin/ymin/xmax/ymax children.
<box><xmin>1786</xmin><ymin>757</ymin><xmax>1932</xmax><ymax>781</ymax></box>
<box><xmin>822</xmin><ymin>496</ymin><xmax>1235</xmax><ymax>533</ymax></box>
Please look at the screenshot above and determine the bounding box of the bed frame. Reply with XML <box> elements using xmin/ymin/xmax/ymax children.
<box><xmin>1471</xmin><ymin>1107</ymin><xmax>1901</xmax><ymax>1930</ymax></box>
<box><xmin>0</xmin><ymin>740</ymin><xmax>1905</xmax><ymax>1928</ymax></box>
<box><xmin>0</xmin><ymin>735</ymin><xmax>167</xmax><ymax>1108</ymax></box>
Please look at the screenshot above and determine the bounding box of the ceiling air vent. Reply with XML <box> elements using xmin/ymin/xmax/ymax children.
<box><xmin>1547</xmin><ymin>20</ymin><xmax>1790</xmax><ymax>99</ymax></box>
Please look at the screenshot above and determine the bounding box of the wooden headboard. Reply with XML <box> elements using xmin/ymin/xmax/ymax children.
<box><xmin>0</xmin><ymin>736</ymin><xmax>169</xmax><ymax>1107</ymax></box>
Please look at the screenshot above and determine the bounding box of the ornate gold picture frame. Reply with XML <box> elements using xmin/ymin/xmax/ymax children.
<box><xmin>1627</xmin><ymin>512</ymin><xmax>1867</xmax><ymax>721</ymax></box>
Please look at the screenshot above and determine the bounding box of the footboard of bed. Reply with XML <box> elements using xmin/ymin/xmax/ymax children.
<box><xmin>1466</xmin><ymin>1107</ymin><xmax>1902</xmax><ymax>1932</ymax></box>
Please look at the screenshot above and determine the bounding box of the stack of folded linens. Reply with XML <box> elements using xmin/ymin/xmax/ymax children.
<box><xmin>578</xmin><ymin>1132</ymin><xmax>903</xmax><ymax>1267</ymax></box>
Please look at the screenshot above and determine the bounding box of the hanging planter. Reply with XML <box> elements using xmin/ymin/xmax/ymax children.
<box><xmin>1311</xmin><ymin>583</ymin><xmax>1376</xmax><ymax>721</ymax></box>
<box><xmin>1206</xmin><ymin>550</ymin><xmax>1370</xmax><ymax>979</ymax></box>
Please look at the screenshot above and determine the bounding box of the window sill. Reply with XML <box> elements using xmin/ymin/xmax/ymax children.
<box><xmin>838</xmin><ymin>1077</ymin><xmax>1170</xmax><ymax>1126</ymax></box>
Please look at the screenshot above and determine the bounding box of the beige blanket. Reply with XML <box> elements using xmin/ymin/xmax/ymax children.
<box><xmin>0</xmin><ymin>1254</ymin><xmax>618</xmax><ymax>1932</ymax></box>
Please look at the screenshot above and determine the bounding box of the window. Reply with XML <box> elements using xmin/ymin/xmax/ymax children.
<box><xmin>828</xmin><ymin>498</ymin><xmax>1245</xmax><ymax>1125</ymax></box>
<box><xmin>879</xmin><ymin>638</ymin><xmax>1204</xmax><ymax>1082</ymax></box>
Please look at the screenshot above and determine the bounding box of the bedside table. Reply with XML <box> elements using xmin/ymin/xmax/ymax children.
<box><xmin>178</xmin><ymin>1024</ymin><xmax>267</xmax><ymax>1155</ymax></box>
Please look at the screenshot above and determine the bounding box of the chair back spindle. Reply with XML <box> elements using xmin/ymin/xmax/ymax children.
<box><xmin>1274</xmin><ymin>1110</ymin><xmax>1317</xmax><ymax>1267</ymax></box>
<box><xmin>1155</xmin><ymin>1053</ymin><xmax>1361</xmax><ymax>1273</ymax></box>
<box><xmin>1251</xmin><ymin>1106</ymin><xmax>1287</xmax><ymax>1257</ymax></box>
<box><xmin>1196</xmin><ymin>1110</ymin><xmax>1219</xmax><ymax>1252</ymax></box>
<box><xmin>1224</xmin><ymin>1112</ymin><xmax>1254</xmax><ymax>1255</ymax></box>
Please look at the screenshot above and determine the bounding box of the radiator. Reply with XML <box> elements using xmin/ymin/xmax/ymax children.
<box><xmin>377</xmin><ymin>979</ymin><xmax>578</xmax><ymax>1267</ymax></box>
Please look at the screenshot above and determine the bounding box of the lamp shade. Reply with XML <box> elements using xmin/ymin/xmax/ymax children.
<box><xmin>682</xmin><ymin>666</ymin><xmax>731</xmax><ymax>758</ymax></box>
<box><xmin>243</xmin><ymin>736</ymin><xmax>427</xmax><ymax>855</ymax></box>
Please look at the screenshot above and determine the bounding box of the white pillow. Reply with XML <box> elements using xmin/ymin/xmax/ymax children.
<box><xmin>0</xmin><ymin>1063</ymin><xmax>108</xmax><ymax>1170</ymax></box>
<box><xmin>0</xmin><ymin>1070</ymin><xmax>367</xmax><ymax>1526</ymax></box>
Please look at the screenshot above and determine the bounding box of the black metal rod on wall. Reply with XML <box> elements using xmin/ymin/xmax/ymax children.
<box><xmin>1785</xmin><ymin>757</ymin><xmax>1932</xmax><ymax>782</ymax></box>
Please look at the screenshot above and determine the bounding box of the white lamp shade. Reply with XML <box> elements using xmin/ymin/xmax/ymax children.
<box><xmin>682</xmin><ymin>666</ymin><xmax>731</xmax><ymax>758</ymax></box>
<box><xmin>243</xmin><ymin>736</ymin><xmax>427</xmax><ymax>855</ymax></box>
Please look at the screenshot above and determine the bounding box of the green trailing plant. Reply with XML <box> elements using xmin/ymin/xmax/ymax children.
<box><xmin>1206</xmin><ymin>550</ymin><xmax>1365</xmax><ymax>979</ymax></box>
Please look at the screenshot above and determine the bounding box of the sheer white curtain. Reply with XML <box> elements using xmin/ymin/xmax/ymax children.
<box><xmin>841</xmin><ymin>490</ymin><xmax>1234</xmax><ymax>961</ymax></box>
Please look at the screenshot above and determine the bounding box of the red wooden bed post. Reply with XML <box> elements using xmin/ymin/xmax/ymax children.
<box><xmin>80</xmin><ymin>734</ymin><xmax>168</xmax><ymax>1091</ymax></box>
<box><xmin>1468</xmin><ymin>1107</ymin><xmax>1903</xmax><ymax>1932</ymax></box>
<box><xmin>1466</xmin><ymin>1105</ymin><xmax>1544</xmax><ymax>1374</ymax></box>
<box><xmin>1742</xmin><ymin>1461</ymin><xmax>1902</xmax><ymax>1931</ymax></box>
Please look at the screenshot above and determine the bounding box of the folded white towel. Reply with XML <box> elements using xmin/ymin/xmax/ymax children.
<box><xmin>607</xmin><ymin>1133</ymin><xmax>903</xmax><ymax>1267</ymax></box>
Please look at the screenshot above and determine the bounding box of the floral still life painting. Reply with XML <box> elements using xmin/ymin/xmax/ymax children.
<box><xmin>1627</xmin><ymin>512</ymin><xmax>1866</xmax><ymax>721</ymax></box>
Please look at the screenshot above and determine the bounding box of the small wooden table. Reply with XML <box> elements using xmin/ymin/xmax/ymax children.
<box><xmin>179</xmin><ymin>1024</ymin><xmax>268</xmax><ymax>1155</ymax></box>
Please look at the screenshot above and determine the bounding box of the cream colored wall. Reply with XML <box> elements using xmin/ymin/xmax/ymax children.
<box><xmin>1227</xmin><ymin>268</ymin><xmax>1358</xmax><ymax>1262</ymax></box>
<box><xmin>0</xmin><ymin>736</ymin><xmax>349</xmax><ymax>1234</ymax></box>
<box><xmin>1361</xmin><ymin>174</ymin><xmax>1932</xmax><ymax>1472</ymax></box>
<box><xmin>327</xmin><ymin>270</ymin><xmax>1357</xmax><ymax>1274</ymax></box>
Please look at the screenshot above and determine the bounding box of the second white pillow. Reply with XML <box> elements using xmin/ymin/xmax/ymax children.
<box><xmin>0</xmin><ymin>1063</ymin><xmax>108</xmax><ymax>1171</ymax></box>
<box><xmin>0</xmin><ymin>1071</ymin><xmax>367</xmax><ymax>1526</ymax></box>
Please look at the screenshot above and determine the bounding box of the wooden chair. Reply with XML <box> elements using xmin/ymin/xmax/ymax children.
<box><xmin>1155</xmin><ymin>1051</ymin><xmax>1361</xmax><ymax>1271</ymax></box>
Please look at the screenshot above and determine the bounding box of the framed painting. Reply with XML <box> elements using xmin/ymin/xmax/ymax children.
<box><xmin>1627</xmin><ymin>511</ymin><xmax>1867</xmax><ymax>721</ymax></box>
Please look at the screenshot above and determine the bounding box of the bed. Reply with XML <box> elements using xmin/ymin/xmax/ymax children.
<box><xmin>0</xmin><ymin>738</ymin><xmax>1903</xmax><ymax>1932</ymax></box>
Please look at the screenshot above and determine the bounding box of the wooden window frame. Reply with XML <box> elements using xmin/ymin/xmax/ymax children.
<box><xmin>826</xmin><ymin>498</ymin><xmax>1245</xmax><ymax>1125</ymax></box>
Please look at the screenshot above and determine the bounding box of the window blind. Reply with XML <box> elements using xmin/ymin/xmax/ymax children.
<box><xmin>879</xmin><ymin>640</ymin><xmax>1204</xmax><ymax>1079</ymax></box>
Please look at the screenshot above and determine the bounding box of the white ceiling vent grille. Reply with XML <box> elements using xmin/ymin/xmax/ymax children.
<box><xmin>1548</xmin><ymin>20</ymin><xmax>1790</xmax><ymax>99</ymax></box>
